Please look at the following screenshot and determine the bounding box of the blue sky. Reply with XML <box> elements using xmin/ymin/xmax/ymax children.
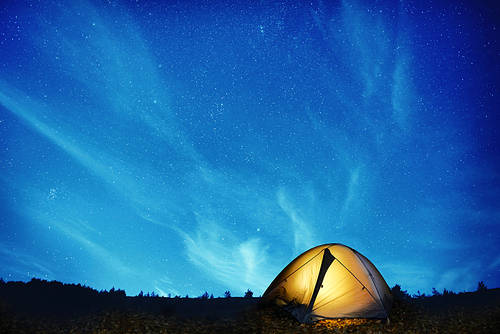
<box><xmin>0</xmin><ymin>0</ymin><xmax>499</xmax><ymax>297</ymax></box>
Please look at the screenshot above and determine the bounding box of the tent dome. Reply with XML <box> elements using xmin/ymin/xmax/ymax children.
<box><xmin>262</xmin><ymin>243</ymin><xmax>392</xmax><ymax>323</ymax></box>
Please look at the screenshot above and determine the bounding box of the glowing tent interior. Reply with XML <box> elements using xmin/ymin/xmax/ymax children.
<box><xmin>262</xmin><ymin>244</ymin><xmax>392</xmax><ymax>323</ymax></box>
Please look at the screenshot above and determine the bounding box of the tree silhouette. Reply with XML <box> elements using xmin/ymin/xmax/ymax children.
<box><xmin>391</xmin><ymin>284</ymin><xmax>411</xmax><ymax>302</ymax></box>
<box><xmin>244</xmin><ymin>289</ymin><xmax>253</xmax><ymax>298</ymax></box>
<box><xmin>477</xmin><ymin>281</ymin><xmax>488</xmax><ymax>293</ymax></box>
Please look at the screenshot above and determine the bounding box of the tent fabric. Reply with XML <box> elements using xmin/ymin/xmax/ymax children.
<box><xmin>263</xmin><ymin>244</ymin><xmax>392</xmax><ymax>323</ymax></box>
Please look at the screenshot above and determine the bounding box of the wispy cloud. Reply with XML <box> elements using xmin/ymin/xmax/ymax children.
<box><xmin>339</xmin><ymin>0</ymin><xmax>392</xmax><ymax>98</ymax></box>
<box><xmin>0</xmin><ymin>244</ymin><xmax>55</xmax><ymax>280</ymax></box>
<box><xmin>155</xmin><ymin>286</ymin><xmax>172</xmax><ymax>298</ymax></box>
<box><xmin>28</xmin><ymin>1</ymin><xmax>198</xmax><ymax>160</ymax></box>
<box><xmin>380</xmin><ymin>262</ymin><xmax>434</xmax><ymax>294</ymax></box>
<box><xmin>182</xmin><ymin>217</ymin><xmax>272</xmax><ymax>295</ymax></box>
<box><xmin>27</xmin><ymin>208</ymin><xmax>135</xmax><ymax>277</ymax></box>
<box><xmin>382</xmin><ymin>261</ymin><xmax>483</xmax><ymax>295</ymax></box>
<box><xmin>436</xmin><ymin>264</ymin><xmax>479</xmax><ymax>293</ymax></box>
<box><xmin>1</xmin><ymin>61</ymin><xmax>280</xmax><ymax>295</ymax></box>
<box><xmin>154</xmin><ymin>276</ymin><xmax>181</xmax><ymax>297</ymax></box>
<box><xmin>7</xmin><ymin>182</ymin><xmax>135</xmax><ymax>279</ymax></box>
<box><xmin>0</xmin><ymin>82</ymin><xmax>189</xmax><ymax>225</ymax></box>
<box><xmin>489</xmin><ymin>255</ymin><xmax>500</xmax><ymax>270</ymax></box>
<box><xmin>56</xmin><ymin>220</ymin><xmax>134</xmax><ymax>276</ymax></box>
<box><xmin>338</xmin><ymin>167</ymin><xmax>361</xmax><ymax>228</ymax></box>
<box><xmin>0</xmin><ymin>85</ymin><xmax>138</xmax><ymax>191</ymax></box>
<box><xmin>391</xmin><ymin>55</ymin><xmax>412</xmax><ymax>130</ymax></box>
<box><xmin>277</xmin><ymin>189</ymin><xmax>315</xmax><ymax>253</ymax></box>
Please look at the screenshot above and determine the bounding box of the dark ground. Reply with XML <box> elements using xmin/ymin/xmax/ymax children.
<box><xmin>1</xmin><ymin>279</ymin><xmax>499</xmax><ymax>333</ymax></box>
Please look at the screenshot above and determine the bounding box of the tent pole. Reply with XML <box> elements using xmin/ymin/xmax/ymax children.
<box><xmin>304</xmin><ymin>248</ymin><xmax>335</xmax><ymax>322</ymax></box>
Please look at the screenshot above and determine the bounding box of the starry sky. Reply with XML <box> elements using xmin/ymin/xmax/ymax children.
<box><xmin>0</xmin><ymin>0</ymin><xmax>499</xmax><ymax>297</ymax></box>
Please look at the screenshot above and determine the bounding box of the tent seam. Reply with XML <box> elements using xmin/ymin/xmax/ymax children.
<box><xmin>265</xmin><ymin>248</ymin><xmax>326</xmax><ymax>295</ymax></box>
<box><xmin>355</xmin><ymin>252</ymin><xmax>387</xmax><ymax>316</ymax></box>
<box><xmin>333</xmin><ymin>257</ymin><xmax>381</xmax><ymax>309</ymax></box>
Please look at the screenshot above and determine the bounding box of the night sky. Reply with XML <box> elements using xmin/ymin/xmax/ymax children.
<box><xmin>1</xmin><ymin>0</ymin><xmax>499</xmax><ymax>298</ymax></box>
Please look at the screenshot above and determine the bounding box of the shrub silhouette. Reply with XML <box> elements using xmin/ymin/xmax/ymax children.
<box><xmin>244</xmin><ymin>289</ymin><xmax>253</xmax><ymax>298</ymax></box>
<box><xmin>442</xmin><ymin>288</ymin><xmax>455</xmax><ymax>296</ymax></box>
<box><xmin>224</xmin><ymin>290</ymin><xmax>231</xmax><ymax>298</ymax></box>
<box><xmin>412</xmin><ymin>290</ymin><xmax>426</xmax><ymax>299</ymax></box>
<box><xmin>477</xmin><ymin>281</ymin><xmax>488</xmax><ymax>293</ymax></box>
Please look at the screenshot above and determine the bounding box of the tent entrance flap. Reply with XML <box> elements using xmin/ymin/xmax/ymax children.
<box><xmin>305</xmin><ymin>248</ymin><xmax>335</xmax><ymax>320</ymax></box>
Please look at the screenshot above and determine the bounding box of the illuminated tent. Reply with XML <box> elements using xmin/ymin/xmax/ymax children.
<box><xmin>262</xmin><ymin>244</ymin><xmax>392</xmax><ymax>323</ymax></box>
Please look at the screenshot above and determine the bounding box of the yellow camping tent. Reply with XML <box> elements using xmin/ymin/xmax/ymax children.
<box><xmin>263</xmin><ymin>244</ymin><xmax>392</xmax><ymax>323</ymax></box>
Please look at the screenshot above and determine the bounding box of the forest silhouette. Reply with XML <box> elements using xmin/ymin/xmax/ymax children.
<box><xmin>1</xmin><ymin>277</ymin><xmax>499</xmax><ymax>333</ymax></box>
<box><xmin>0</xmin><ymin>277</ymin><xmax>261</xmax><ymax>318</ymax></box>
<box><xmin>1</xmin><ymin>277</ymin><xmax>498</xmax><ymax>317</ymax></box>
